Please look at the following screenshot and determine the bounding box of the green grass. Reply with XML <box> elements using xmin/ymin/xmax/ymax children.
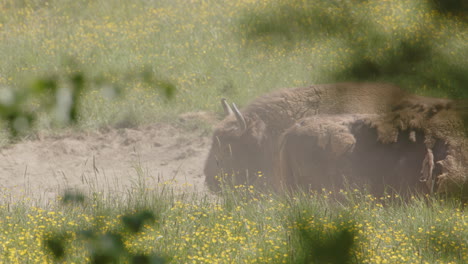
<box><xmin>1</xmin><ymin>0</ymin><xmax>465</xmax><ymax>132</ymax></box>
<box><xmin>0</xmin><ymin>0</ymin><xmax>467</xmax><ymax>263</ymax></box>
<box><xmin>1</xmin><ymin>178</ymin><xmax>467</xmax><ymax>263</ymax></box>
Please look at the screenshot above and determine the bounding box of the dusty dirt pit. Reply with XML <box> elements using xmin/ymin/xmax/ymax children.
<box><xmin>0</xmin><ymin>112</ymin><xmax>217</xmax><ymax>204</ymax></box>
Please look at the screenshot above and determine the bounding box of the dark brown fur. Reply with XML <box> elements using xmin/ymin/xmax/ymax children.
<box><xmin>204</xmin><ymin>82</ymin><xmax>410</xmax><ymax>192</ymax></box>
<box><xmin>276</xmin><ymin>96</ymin><xmax>468</xmax><ymax>198</ymax></box>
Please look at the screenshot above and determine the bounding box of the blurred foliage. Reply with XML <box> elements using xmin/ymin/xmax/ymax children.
<box><xmin>289</xmin><ymin>203</ymin><xmax>357</xmax><ymax>264</ymax></box>
<box><xmin>239</xmin><ymin>0</ymin><xmax>467</xmax><ymax>99</ymax></box>
<box><xmin>296</xmin><ymin>226</ymin><xmax>355</xmax><ymax>264</ymax></box>
<box><xmin>0</xmin><ymin>61</ymin><xmax>175</xmax><ymax>139</ymax></box>
<box><xmin>44</xmin><ymin>234</ymin><xmax>67</xmax><ymax>260</ymax></box>
<box><xmin>44</xmin><ymin>190</ymin><xmax>166</xmax><ymax>264</ymax></box>
<box><xmin>141</xmin><ymin>68</ymin><xmax>176</xmax><ymax>101</ymax></box>
<box><xmin>122</xmin><ymin>210</ymin><xmax>157</xmax><ymax>233</ymax></box>
<box><xmin>430</xmin><ymin>0</ymin><xmax>468</xmax><ymax>18</ymax></box>
<box><xmin>61</xmin><ymin>189</ymin><xmax>86</xmax><ymax>205</ymax></box>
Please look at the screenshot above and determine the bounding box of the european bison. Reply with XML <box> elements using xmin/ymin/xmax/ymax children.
<box><xmin>204</xmin><ymin>82</ymin><xmax>411</xmax><ymax>192</ymax></box>
<box><xmin>276</xmin><ymin>95</ymin><xmax>468</xmax><ymax>198</ymax></box>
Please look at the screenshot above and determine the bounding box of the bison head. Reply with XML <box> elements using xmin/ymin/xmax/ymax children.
<box><xmin>204</xmin><ymin>99</ymin><xmax>271</xmax><ymax>192</ymax></box>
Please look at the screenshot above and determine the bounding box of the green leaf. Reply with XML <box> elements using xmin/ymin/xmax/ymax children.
<box><xmin>122</xmin><ymin>210</ymin><xmax>156</xmax><ymax>233</ymax></box>
<box><xmin>61</xmin><ymin>190</ymin><xmax>86</xmax><ymax>204</ymax></box>
<box><xmin>131</xmin><ymin>254</ymin><xmax>166</xmax><ymax>264</ymax></box>
<box><xmin>44</xmin><ymin>237</ymin><xmax>66</xmax><ymax>259</ymax></box>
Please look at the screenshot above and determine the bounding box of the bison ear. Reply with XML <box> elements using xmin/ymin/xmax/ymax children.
<box><xmin>250</xmin><ymin>118</ymin><xmax>267</xmax><ymax>145</ymax></box>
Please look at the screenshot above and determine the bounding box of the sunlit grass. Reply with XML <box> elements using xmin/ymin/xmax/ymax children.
<box><xmin>0</xmin><ymin>0</ymin><xmax>467</xmax><ymax>262</ymax></box>
<box><xmin>0</xmin><ymin>184</ymin><xmax>467</xmax><ymax>263</ymax></box>
<box><xmin>1</xmin><ymin>0</ymin><xmax>465</xmax><ymax>131</ymax></box>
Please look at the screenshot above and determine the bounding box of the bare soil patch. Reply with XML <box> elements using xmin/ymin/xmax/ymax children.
<box><xmin>0</xmin><ymin>112</ymin><xmax>216</xmax><ymax>203</ymax></box>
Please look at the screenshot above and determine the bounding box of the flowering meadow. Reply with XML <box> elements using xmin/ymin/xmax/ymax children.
<box><xmin>0</xmin><ymin>0</ymin><xmax>465</xmax><ymax>129</ymax></box>
<box><xmin>0</xmin><ymin>0</ymin><xmax>467</xmax><ymax>263</ymax></box>
<box><xmin>0</xmin><ymin>185</ymin><xmax>467</xmax><ymax>263</ymax></box>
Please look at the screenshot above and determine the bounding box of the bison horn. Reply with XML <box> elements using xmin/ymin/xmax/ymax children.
<box><xmin>221</xmin><ymin>98</ymin><xmax>233</xmax><ymax>116</ymax></box>
<box><xmin>232</xmin><ymin>103</ymin><xmax>247</xmax><ymax>132</ymax></box>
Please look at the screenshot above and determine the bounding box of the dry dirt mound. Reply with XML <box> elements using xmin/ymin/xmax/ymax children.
<box><xmin>0</xmin><ymin>112</ymin><xmax>216</xmax><ymax>203</ymax></box>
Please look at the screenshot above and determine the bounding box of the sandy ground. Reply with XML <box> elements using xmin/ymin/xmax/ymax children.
<box><xmin>0</xmin><ymin>112</ymin><xmax>217</xmax><ymax>204</ymax></box>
